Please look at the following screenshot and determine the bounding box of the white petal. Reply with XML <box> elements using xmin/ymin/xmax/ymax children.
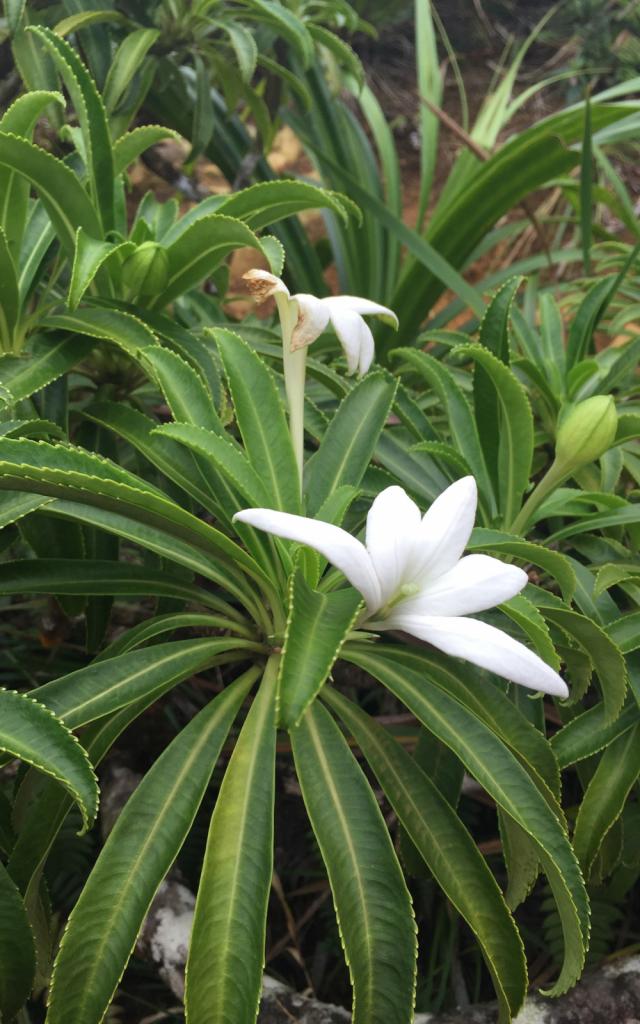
<box><xmin>326</xmin><ymin>306</ymin><xmax>371</xmax><ymax>375</ymax></box>
<box><xmin>399</xmin><ymin>554</ymin><xmax>528</xmax><ymax>617</ymax></box>
<box><xmin>365</xmin><ymin>486</ymin><xmax>422</xmax><ymax>607</ymax></box>
<box><xmin>323</xmin><ymin>295</ymin><xmax>399</xmax><ymax>330</ymax></box>
<box><xmin>290</xmin><ymin>294</ymin><xmax>331</xmax><ymax>350</ymax></box>
<box><xmin>243</xmin><ymin>269</ymin><xmax>290</xmax><ymax>303</ymax></box>
<box><xmin>381</xmin><ymin>613</ymin><xmax>568</xmax><ymax>697</ymax></box>
<box><xmin>233</xmin><ymin>508</ymin><xmax>381</xmax><ymax>611</ymax></box>
<box><xmin>411</xmin><ymin>476</ymin><xmax>478</xmax><ymax>585</ymax></box>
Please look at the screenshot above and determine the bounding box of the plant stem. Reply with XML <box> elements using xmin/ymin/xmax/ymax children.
<box><xmin>276</xmin><ymin>293</ymin><xmax>306</xmax><ymax>493</ymax></box>
<box><xmin>510</xmin><ymin>461</ymin><xmax>567</xmax><ymax>535</ymax></box>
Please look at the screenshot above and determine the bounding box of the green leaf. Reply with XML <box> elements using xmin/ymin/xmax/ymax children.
<box><xmin>0</xmin><ymin>226</ymin><xmax>19</xmax><ymax>351</ymax></box>
<box><xmin>278</xmin><ymin>569</ymin><xmax>362</xmax><ymax>728</ymax></box>
<box><xmin>0</xmin><ymin>557</ymin><xmax>226</xmax><ymax>607</ymax></box>
<box><xmin>47</xmin><ymin>669</ymin><xmax>257</xmax><ymax>1024</ymax></box>
<box><xmin>573</xmin><ymin>723</ymin><xmax>640</xmax><ymax>876</ymax></box>
<box><xmin>150</xmin><ymin>215</ymin><xmax>263</xmax><ymax>309</ymax></box>
<box><xmin>291</xmin><ymin>700</ymin><xmax>416</xmax><ymax>1024</ymax></box>
<box><xmin>33</xmin><ymin>638</ymin><xmax>255</xmax><ymax>729</ymax></box>
<box><xmin>238</xmin><ymin>0</ymin><xmax>314</xmax><ymax>66</ymax></box>
<box><xmin>391</xmin><ymin>348</ymin><xmax>494</xmax><ymax>516</ymax></box>
<box><xmin>214</xmin><ymin>327</ymin><xmax>301</xmax><ymax>512</ymax></box>
<box><xmin>0</xmin><ymin>333</ymin><xmax>90</xmax><ymax>407</ymax></box>
<box><xmin>580</xmin><ymin>97</ymin><xmax>593</xmax><ymax>273</ymax></box>
<box><xmin>531</xmin><ymin>596</ymin><xmax>627</xmax><ymax>722</ymax></box>
<box><xmin>28</xmin><ymin>26</ymin><xmax>115</xmax><ymax>232</ymax></box>
<box><xmin>304</xmin><ymin>371</ymin><xmax>396</xmax><ymax>515</ymax></box>
<box><xmin>0</xmin><ymin>859</ymin><xmax>36</xmax><ymax>1020</ymax></box>
<box><xmin>68</xmin><ymin>228</ymin><xmax>134</xmax><ymax>310</ymax></box>
<box><xmin>0</xmin><ymin>131</ymin><xmax>101</xmax><ymax>253</ymax></box>
<box><xmin>323</xmin><ymin>686</ymin><xmax>526</xmax><ymax>1022</ymax></box>
<box><xmin>112</xmin><ymin>125</ymin><xmax>181</xmax><ymax>176</ymax></box>
<box><xmin>155</xmin><ymin>422</ymin><xmax>270</xmax><ymax>507</ymax></box>
<box><xmin>184</xmin><ymin>658</ymin><xmax>278</xmax><ymax>1024</ymax></box>
<box><xmin>209</xmin><ymin>179</ymin><xmax>354</xmax><ymax>232</ymax></box>
<box><xmin>0</xmin><ymin>89</ymin><xmax>64</xmax><ymax>256</ymax></box>
<box><xmin>141</xmin><ymin>346</ymin><xmax>222</xmax><ymax>433</ymax></box>
<box><xmin>0</xmin><ymin>436</ymin><xmax>261</xmax><ymax>582</ymax></box>
<box><xmin>0</xmin><ymin>688</ymin><xmax>98</xmax><ymax>833</ymax></box>
<box><xmin>455</xmin><ymin>343</ymin><xmax>534</xmax><ymax>526</ymax></box>
<box><xmin>345</xmin><ymin>644</ymin><xmax>589</xmax><ymax>996</ymax></box>
<box><xmin>44</xmin><ymin>306</ymin><xmax>157</xmax><ymax>355</ymax></box>
<box><xmin>478</xmin><ymin>276</ymin><xmax>522</xmax><ymax>362</ymax></box>
<box><xmin>551</xmin><ymin>702</ymin><xmax>639</xmax><ymax>769</ymax></box>
<box><xmin>191</xmin><ymin>53</ymin><xmax>215</xmax><ymax>160</ymax></box>
<box><xmin>103</xmin><ymin>27</ymin><xmax>160</xmax><ymax>114</ymax></box>
<box><xmin>82</xmin><ymin>400</ymin><xmax>229</xmax><ymax>517</ymax></box>
<box><xmin>500</xmin><ymin>594</ymin><xmax>561</xmax><ymax>670</ymax></box>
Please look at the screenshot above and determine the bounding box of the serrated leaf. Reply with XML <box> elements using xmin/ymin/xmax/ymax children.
<box><xmin>33</xmin><ymin>638</ymin><xmax>255</xmax><ymax>729</ymax></box>
<box><xmin>278</xmin><ymin>569</ymin><xmax>362</xmax><ymax>728</ymax></box>
<box><xmin>46</xmin><ymin>669</ymin><xmax>256</xmax><ymax>1024</ymax></box>
<box><xmin>345</xmin><ymin>643</ymin><xmax>589</xmax><ymax>996</ymax></box>
<box><xmin>573</xmin><ymin>723</ymin><xmax>640</xmax><ymax>877</ymax></box>
<box><xmin>456</xmin><ymin>343</ymin><xmax>534</xmax><ymax>526</ymax></box>
<box><xmin>29</xmin><ymin>26</ymin><xmax>114</xmax><ymax>232</ymax></box>
<box><xmin>0</xmin><ymin>131</ymin><xmax>101</xmax><ymax>253</ymax></box>
<box><xmin>291</xmin><ymin>700</ymin><xmax>416</xmax><ymax>1024</ymax></box>
<box><xmin>0</xmin><ymin>859</ymin><xmax>36</xmax><ymax>1020</ymax></box>
<box><xmin>112</xmin><ymin>125</ymin><xmax>181</xmax><ymax>176</ymax></box>
<box><xmin>0</xmin><ymin>689</ymin><xmax>97</xmax><ymax>833</ymax></box>
<box><xmin>214</xmin><ymin>327</ymin><xmax>301</xmax><ymax>512</ymax></box>
<box><xmin>0</xmin><ymin>333</ymin><xmax>90</xmax><ymax>407</ymax></box>
<box><xmin>150</xmin><ymin>215</ymin><xmax>263</xmax><ymax>309</ymax></box>
<box><xmin>68</xmin><ymin>228</ymin><xmax>134</xmax><ymax>310</ymax></box>
<box><xmin>323</xmin><ymin>686</ymin><xmax>526</xmax><ymax>1022</ymax></box>
<box><xmin>305</xmin><ymin>372</ymin><xmax>396</xmax><ymax>515</ymax></box>
<box><xmin>184</xmin><ymin>659</ymin><xmax>278</xmax><ymax>1024</ymax></box>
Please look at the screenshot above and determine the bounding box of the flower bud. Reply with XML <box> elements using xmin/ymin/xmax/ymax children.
<box><xmin>123</xmin><ymin>242</ymin><xmax>169</xmax><ymax>297</ymax></box>
<box><xmin>555</xmin><ymin>396</ymin><xmax>618</xmax><ymax>471</ymax></box>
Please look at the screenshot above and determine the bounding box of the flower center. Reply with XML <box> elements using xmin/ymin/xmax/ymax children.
<box><xmin>380</xmin><ymin>582</ymin><xmax>420</xmax><ymax>617</ymax></box>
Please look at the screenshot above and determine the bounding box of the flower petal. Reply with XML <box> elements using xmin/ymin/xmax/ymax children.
<box><xmin>365</xmin><ymin>486</ymin><xmax>422</xmax><ymax>607</ymax></box>
<box><xmin>398</xmin><ymin>554</ymin><xmax>528</xmax><ymax>617</ymax></box>
<box><xmin>326</xmin><ymin>305</ymin><xmax>373</xmax><ymax>375</ymax></box>
<box><xmin>323</xmin><ymin>295</ymin><xmax>399</xmax><ymax>330</ymax></box>
<box><xmin>411</xmin><ymin>476</ymin><xmax>478</xmax><ymax>585</ymax></box>
<box><xmin>243</xmin><ymin>269</ymin><xmax>290</xmax><ymax>303</ymax></box>
<box><xmin>380</xmin><ymin>612</ymin><xmax>568</xmax><ymax>697</ymax></box>
<box><xmin>233</xmin><ymin>508</ymin><xmax>381</xmax><ymax>611</ymax></box>
<box><xmin>290</xmin><ymin>294</ymin><xmax>331</xmax><ymax>350</ymax></box>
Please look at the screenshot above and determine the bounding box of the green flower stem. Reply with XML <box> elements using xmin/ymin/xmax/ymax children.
<box><xmin>510</xmin><ymin>460</ymin><xmax>567</xmax><ymax>535</ymax></box>
<box><xmin>275</xmin><ymin>292</ymin><xmax>306</xmax><ymax>493</ymax></box>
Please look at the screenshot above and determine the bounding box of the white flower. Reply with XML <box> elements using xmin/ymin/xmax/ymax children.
<box><xmin>243</xmin><ymin>269</ymin><xmax>398</xmax><ymax>376</ymax></box>
<box><xmin>233</xmin><ymin>476</ymin><xmax>568</xmax><ymax>697</ymax></box>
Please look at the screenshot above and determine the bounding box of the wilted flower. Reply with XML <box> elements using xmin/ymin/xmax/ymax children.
<box><xmin>234</xmin><ymin>476</ymin><xmax>568</xmax><ymax>697</ymax></box>
<box><xmin>243</xmin><ymin>269</ymin><xmax>397</xmax><ymax>376</ymax></box>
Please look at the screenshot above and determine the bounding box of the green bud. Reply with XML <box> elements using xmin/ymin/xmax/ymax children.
<box><xmin>555</xmin><ymin>396</ymin><xmax>618</xmax><ymax>471</ymax></box>
<box><xmin>123</xmin><ymin>242</ymin><xmax>169</xmax><ymax>297</ymax></box>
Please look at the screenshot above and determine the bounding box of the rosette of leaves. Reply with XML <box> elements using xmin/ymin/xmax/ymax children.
<box><xmin>0</xmin><ymin>296</ymin><xmax>595</xmax><ymax>1022</ymax></box>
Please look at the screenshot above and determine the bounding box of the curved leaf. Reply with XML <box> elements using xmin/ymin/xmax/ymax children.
<box><xmin>0</xmin><ymin>859</ymin><xmax>36</xmax><ymax>1020</ymax></box>
<box><xmin>0</xmin><ymin>688</ymin><xmax>98</xmax><ymax>833</ymax></box>
<box><xmin>323</xmin><ymin>686</ymin><xmax>526</xmax><ymax>1022</ymax></box>
<box><xmin>304</xmin><ymin>371</ymin><xmax>396</xmax><ymax>515</ymax></box>
<box><xmin>0</xmin><ymin>131</ymin><xmax>101</xmax><ymax>253</ymax></box>
<box><xmin>47</xmin><ymin>669</ymin><xmax>257</xmax><ymax>1024</ymax></box>
<box><xmin>184</xmin><ymin>657</ymin><xmax>278</xmax><ymax>1024</ymax></box>
<box><xmin>345</xmin><ymin>643</ymin><xmax>590</xmax><ymax>996</ymax></box>
<box><xmin>291</xmin><ymin>700</ymin><xmax>416</xmax><ymax>1024</ymax></box>
<box><xmin>33</xmin><ymin>638</ymin><xmax>257</xmax><ymax>729</ymax></box>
